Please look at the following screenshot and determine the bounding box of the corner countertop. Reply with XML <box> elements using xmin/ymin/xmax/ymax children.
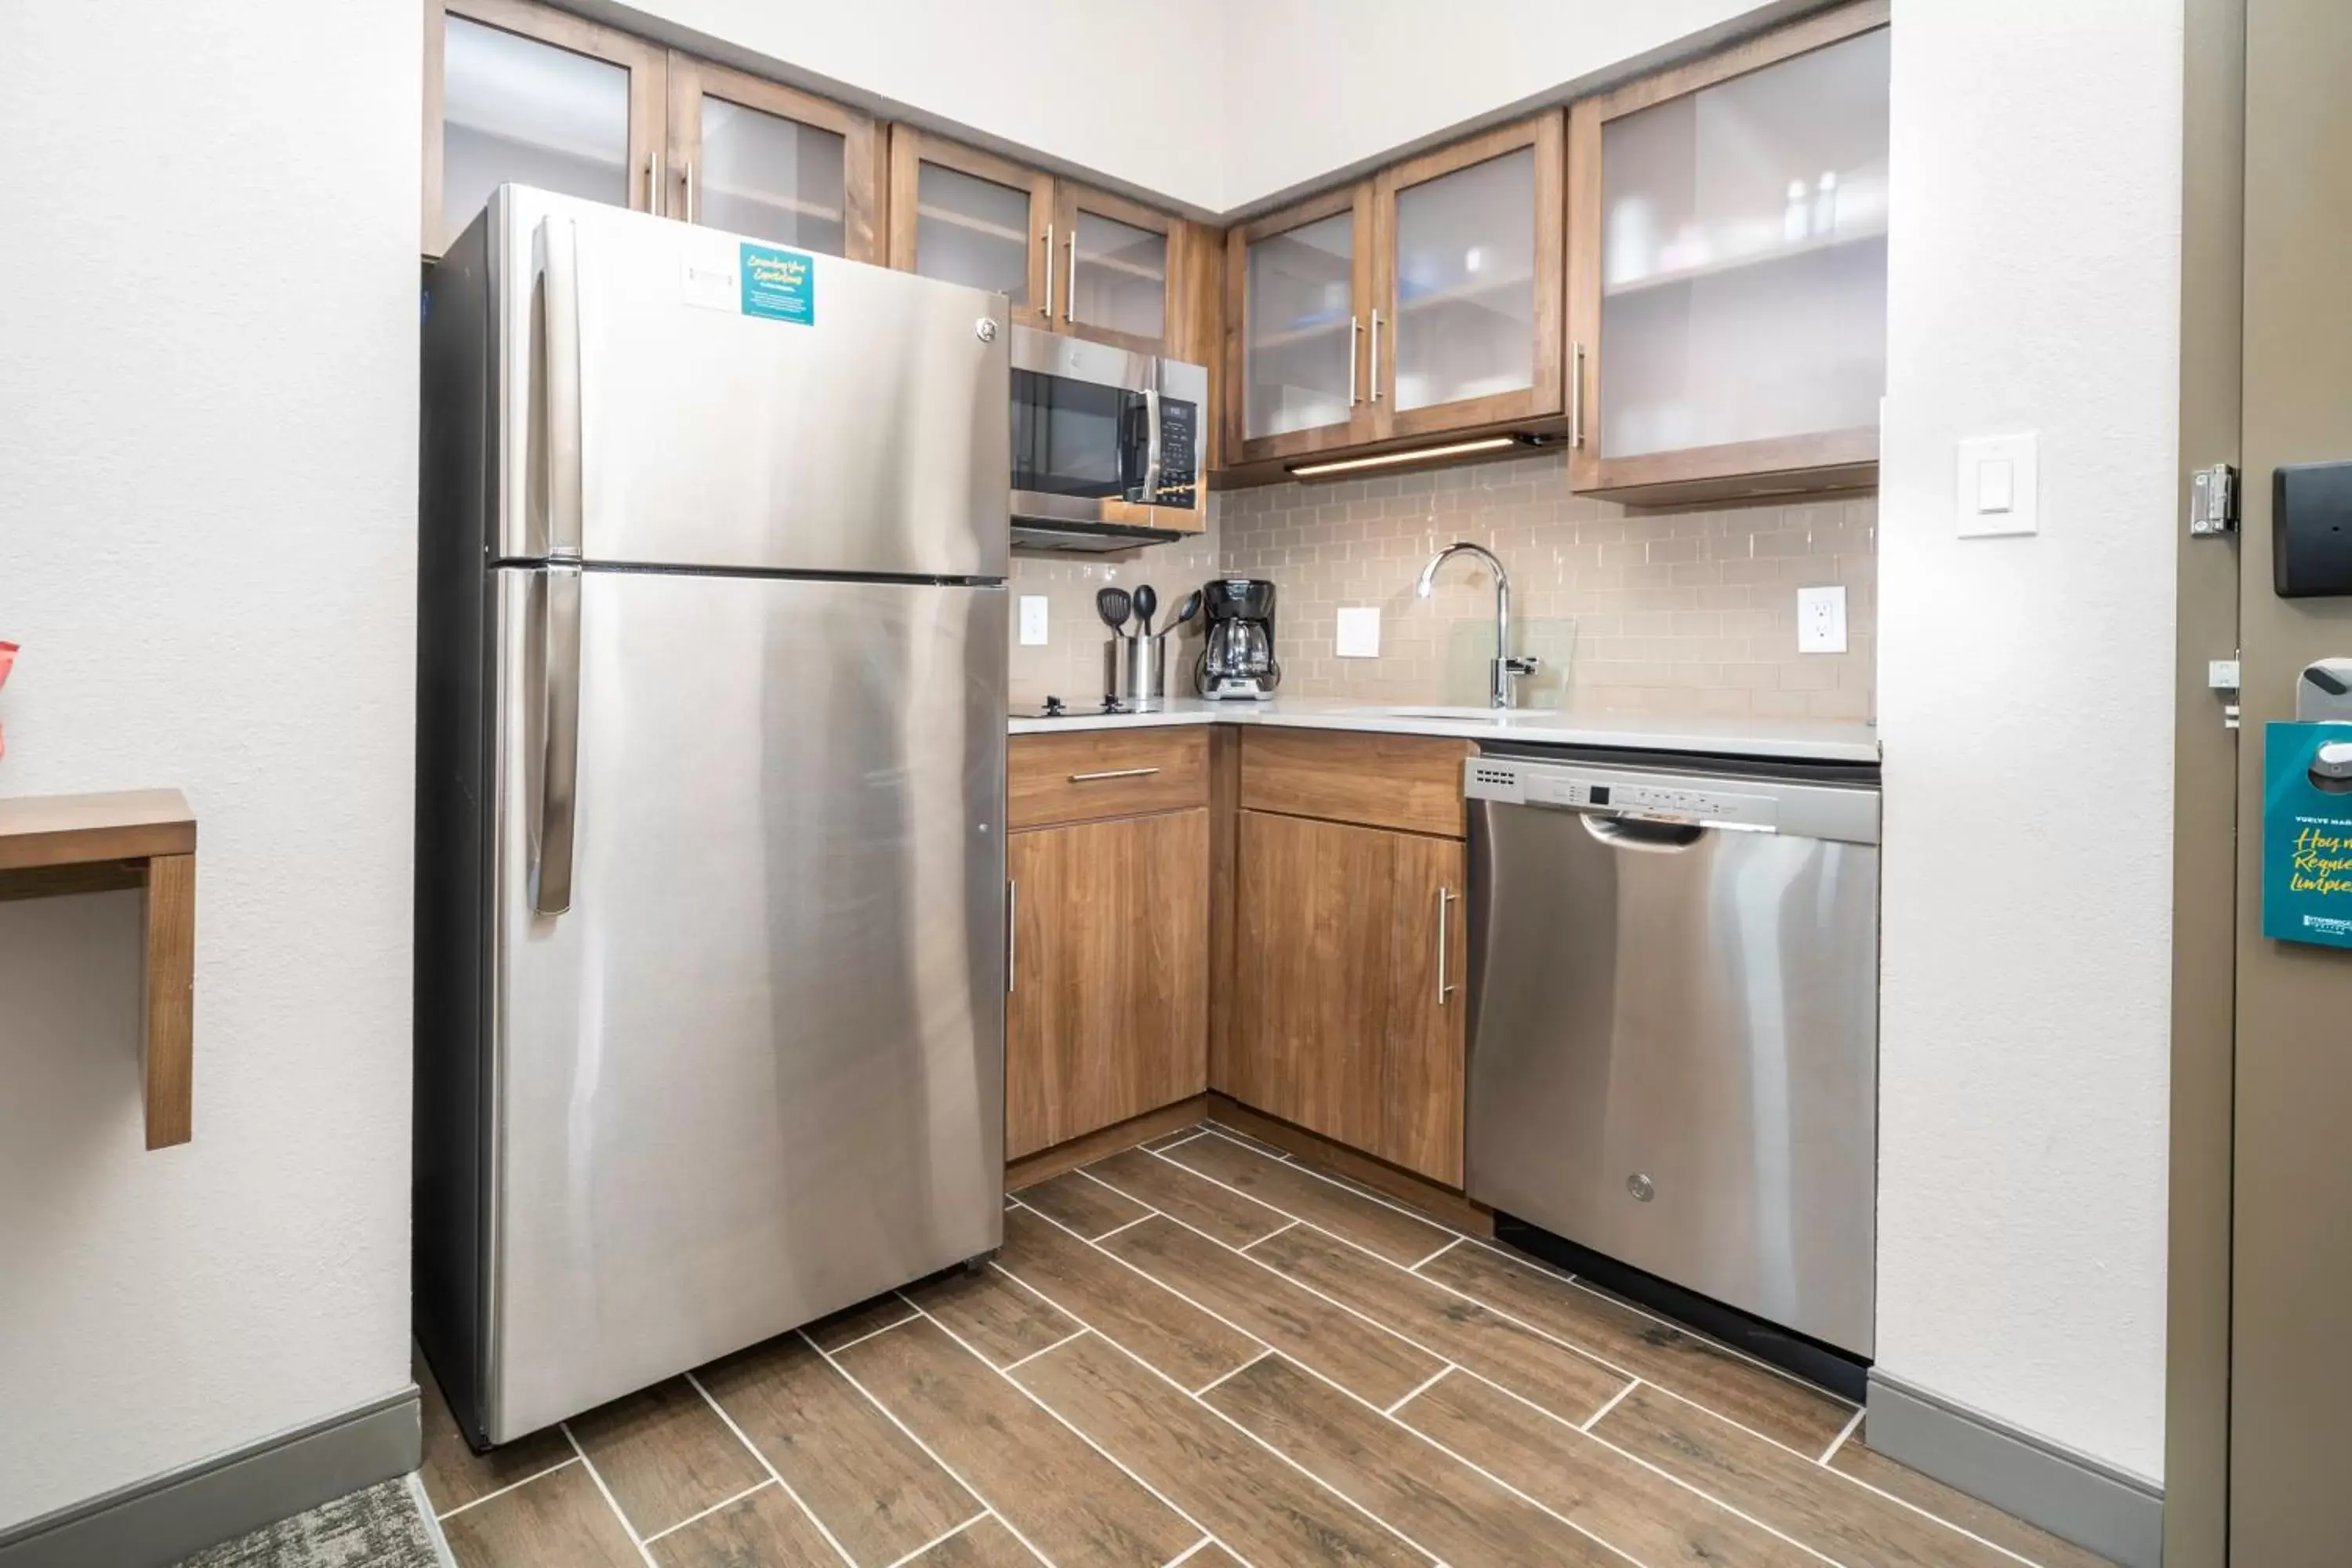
<box><xmin>1007</xmin><ymin>698</ymin><xmax>1880</xmax><ymax>764</ymax></box>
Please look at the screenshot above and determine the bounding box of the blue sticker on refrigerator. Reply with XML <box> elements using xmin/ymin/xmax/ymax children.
<box><xmin>2263</xmin><ymin>720</ymin><xmax>2352</xmax><ymax>949</ymax></box>
<box><xmin>741</xmin><ymin>243</ymin><xmax>815</xmax><ymax>325</ymax></box>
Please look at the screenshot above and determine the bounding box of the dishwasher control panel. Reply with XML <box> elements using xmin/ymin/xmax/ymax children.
<box><xmin>1466</xmin><ymin>757</ymin><xmax>1780</xmax><ymax>830</ymax></box>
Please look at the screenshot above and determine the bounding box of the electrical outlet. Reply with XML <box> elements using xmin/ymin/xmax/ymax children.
<box><xmin>1018</xmin><ymin>595</ymin><xmax>1048</xmax><ymax>647</ymax></box>
<box><xmin>1798</xmin><ymin>586</ymin><xmax>1847</xmax><ymax>654</ymax></box>
<box><xmin>1335</xmin><ymin>606</ymin><xmax>1381</xmax><ymax>658</ymax></box>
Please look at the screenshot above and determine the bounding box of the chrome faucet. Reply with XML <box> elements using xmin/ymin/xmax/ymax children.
<box><xmin>1416</xmin><ymin>541</ymin><xmax>1538</xmax><ymax>709</ymax></box>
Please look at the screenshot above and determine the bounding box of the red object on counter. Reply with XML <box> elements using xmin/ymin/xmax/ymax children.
<box><xmin>0</xmin><ymin>641</ymin><xmax>15</xmax><ymax>760</ymax></box>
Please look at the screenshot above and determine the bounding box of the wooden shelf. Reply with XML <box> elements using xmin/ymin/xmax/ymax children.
<box><xmin>1602</xmin><ymin>220</ymin><xmax>1888</xmax><ymax>298</ymax></box>
<box><xmin>0</xmin><ymin>789</ymin><xmax>197</xmax><ymax>1149</ymax></box>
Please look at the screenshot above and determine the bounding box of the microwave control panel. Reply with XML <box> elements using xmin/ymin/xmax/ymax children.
<box><xmin>1154</xmin><ymin>399</ymin><xmax>1198</xmax><ymax>506</ymax></box>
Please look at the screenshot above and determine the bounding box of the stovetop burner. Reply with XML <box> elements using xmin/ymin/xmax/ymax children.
<box><xmin>1011</xmin><ymin>695</ymin><xmax>1144</xmax><ymax>720</ymax></box>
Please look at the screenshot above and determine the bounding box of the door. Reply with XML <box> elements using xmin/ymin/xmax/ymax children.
<box><xmin>424</xmin><ymin>0</ymin><xmax>666</xmax><ymax>257</ymax></box>
<box><xmin>1565</xmin><ymin>2</ymin><xmax>1889</xmax><ymax>502</ymax></box>
<box><xmin>663</xmin><ymin>53</ymin><xmax>880</xmax><ymax>263</ymax></box>
<box><xmin>1007</xmin><ymin>810</ymin><xmax>1209</xmax><ymax>1159</ymax></box>
<box><xmin>887</xmin><ymin>128</ymin><xmax>1055</xmax><ymax>328</ymax></box>
<box><xmin>1225</xmin><ymin>184</ymin><xmax>1380</xmax><ymax>465</ymax></box>
<box><xmin>485</xmin><ymin>190</ymin><xmax>1009</xmax><ymax>575</ymax></box>
<box><xmin>1372</xmin><ymin>113</ymin><xmax>1566</xmax><ymax>440</ymax></box>
<box><xmin>1232</xmin><ymin>810</ymin><xmax>1465</xmax><ymax>1182</ymax></box>
<box><xmin>1051</xmin><ymin>183</ymin><xmax>1181</xmax><ymax>354</ymax></box>
<box><xmin>485</xmin><ymin>569</ymin><xmax>1005</xmax><ymax>1440</ymax></box>
<box><xmin>2227</xmin><ymin>0</ymin><xmax>2352</xmax><ymax>1556</ymax></box>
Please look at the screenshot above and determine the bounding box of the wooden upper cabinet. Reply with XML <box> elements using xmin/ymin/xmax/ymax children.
<box><xmin>1566</xmin><ymin>0</ymin><xmax>1890</xmax><ymax>503</ymax></box>
<box><xmin>1225</xmin><ymin>182</ymin><xmax>1380</xmax><ymax>465</ymax></box>
<box><xmin>887</xmin><ymin>128</ymin><xmax>1056</xmax><ymax>327</ymax></box>
<box><xmin>423</xmin><ymin>1</ymin><xmax>880</xmax><ymax>262</ymax></box>
<box><xmin>664</xmin><ymin>54</ymin><xmax>880</xmax><ymax>262</ymax></box>
<box><xmin>1051</xmin><ymin>183</ymin><xmax>1180</xmax><ymax>354</ymax></box>
<box><xmin>424</xmin><ymin>0</ymin><xmax>666</xmax><ymax>257</ymax></box>
<box><xmin>1374</xmin><ymin>112</ymin><xmax>1566</xmax><ymax>440</ymax></box>
<box><xmin>1225</xmin><ymin>111</ymin><xmax>1562</xmax><ymax>469</ymax></box>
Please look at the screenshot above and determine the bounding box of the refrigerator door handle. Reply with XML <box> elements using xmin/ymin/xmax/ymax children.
<box><xmin>534</xmin><ymin>564</ymin><xmax>583</xmax><ymax>915</ymax></box>
<box><xmin>539</xmin><ymin>216</ymin><xmax>585</xmax><ymax>563</ymax></box>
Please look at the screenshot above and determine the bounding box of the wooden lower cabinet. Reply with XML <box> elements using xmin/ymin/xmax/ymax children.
<box><xmin>1007</xmin><ymin>808</ymin><xmax>1209</xmax><ymax>1160</ymax></box>
<box><xmin>1229</xmin><ymin>809</ymin><xmax>1467</xmax><ymax>1185</ymax></box>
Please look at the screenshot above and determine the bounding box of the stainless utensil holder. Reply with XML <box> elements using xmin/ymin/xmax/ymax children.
<box><xmin>1107</xmin><ymin>637</ymin><xmax>1166</xmax><ymax>706</ymax></box>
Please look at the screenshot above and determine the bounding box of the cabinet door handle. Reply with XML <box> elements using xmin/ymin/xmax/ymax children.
<box><xmin>681</xmin><ymin>158</ymin><xmax>695</xmax><ymax>224</ymax></box>
<box><xmin>1436</xmin><ymin>885</ymin><xmax>1457</xmax><ymax>1004</ymax></box>
<box><xmin>1065</xmin><ymin>228</ymin><xmax>1078</xmax><ymax>323</ymax></box>
<box><xmin>646</xmin><ymin>153</ymin><xmax>665</xmax><ymax>216</ymax></box>
<box><xmin>1007</xmin><ymin>879</ymin><xmax>1017</xmax><ymax>994</ymax></box>
<box><xmin>1041</xmin><ymin>225</ymin><xmax>1055</xmax><ymax>321</ymax></box>
<box><xmin>1068</xmin><ymin>767</ymin><xmax>1159</xmax><ymax>782</ymax></box>
<box><xmin>1348</xmin><ymin>315</ymin><xmax>1363</xmax><ymax>407</ymax></box>
<box><xmin>1570</xmin><ymin>338</ymin><xmax>1586</xmax><ymax>449</ymax></box>
<box><xmin>1370</xmin><ymin>309</ymin><xmax>1384</xmax><ymax>403</ymax></box>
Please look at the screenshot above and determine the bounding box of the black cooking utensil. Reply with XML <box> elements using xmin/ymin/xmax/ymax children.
<box><xmin>1133</xmin><ymin>584</ymin><xmax>1159</xmax><ymax>639</ymax></box>
<box><xmin>1095</xmin><ymin>586</ymin><xmax>1134</xmax><ymax>638</ymax></box>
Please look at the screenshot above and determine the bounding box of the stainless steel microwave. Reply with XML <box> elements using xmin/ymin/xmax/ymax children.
<box><xmin>1010</xmin><ymin>326</ymin><xmax>1207</xmax><ymax>553</ymax></box>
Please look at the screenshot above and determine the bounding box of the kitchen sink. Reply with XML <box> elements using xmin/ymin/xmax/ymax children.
<box><xmin>1377</xmin><ymin>706</ymin><xmax>1536</xmax><ymax>722</ymax></box>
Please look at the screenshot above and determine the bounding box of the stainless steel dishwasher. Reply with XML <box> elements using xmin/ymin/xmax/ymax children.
<box><xmin>1463</xmin><ymin>746</ymin><xmax>1880</xmax><ymax>1366</ymax></box>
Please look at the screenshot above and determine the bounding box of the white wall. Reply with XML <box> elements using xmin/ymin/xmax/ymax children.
<box><xmin>0</xmin><ymin>0</ymin><xmax>419</xmax><ymax>1531</ymax></box>
<box><xmin>618</xmin><ymin>0</ymin><xmax>1231</xmax><ymax>211</ymax></box>
<box><xmin>1215</xmin><ymin>0</ymin><xmax>1781</xmax><ymax>209</ymax></box>
<box><xmin>1875</xmin><ymin>0</ymin><xmax>2180</xmax><ymax>1482</ymax></box>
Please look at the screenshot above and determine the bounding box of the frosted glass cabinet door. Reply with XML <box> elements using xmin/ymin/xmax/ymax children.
<box><xmin>887</xmin><ymin>129</ymin><xmax>1053</xmax><ymax>326</ymax></box>
<box><xmin>1568</xmin><ymin>2</ymin><xmax>1889</xmax><ymax>497</ymax></box>
<box><xmin>429</xmin><ymin>0</ymin><xmax>663</xmax><ymax>256</ymax></box>
<box><xmin>1055</xmin><ymin>187</ymin><xmax>1174</xmax><ymax>350</ymax></box>
<box><xmin>666</xmin><ymin>57</ymin><xmax>877</xmax><ymax>262</ymax></box>
<box><xmin>1232</xmin><ymin>187</ymin><xmax>1376</xmax><ymax>458</ymax></box>
<box><xmin>1377</xmin><ymin>113</ymin><xmax>1564</xmax><ymax>434</ymax></box>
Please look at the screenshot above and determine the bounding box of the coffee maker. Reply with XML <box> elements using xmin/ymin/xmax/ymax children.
<box><xmin>1197</xmin><ymin>579</ymin><xmax>1279</xmax><ymax>700</ymax></box>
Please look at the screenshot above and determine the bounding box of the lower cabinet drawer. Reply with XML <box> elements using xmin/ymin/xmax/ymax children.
<box><xmin>1010</xmin><ymin>728</ymin><xmax>1209</xmax><ymax>829</ymax></box>
<box><xmin>1239</xmin><ymin>728</ymin><xmax>1473</xmax><ymax>838</ymax></box>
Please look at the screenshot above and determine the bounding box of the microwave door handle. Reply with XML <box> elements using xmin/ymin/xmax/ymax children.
<box><xmin>1139</xmin><ymin>380</ymin><xmax>1162</xmax><ymax>506</ymax></box>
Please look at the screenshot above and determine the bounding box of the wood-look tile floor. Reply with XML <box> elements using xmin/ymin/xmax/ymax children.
<box><xmin>416</xmin><ymin>1121</ymin><xmax>2118</xmax><ymax>1568</ymax></box>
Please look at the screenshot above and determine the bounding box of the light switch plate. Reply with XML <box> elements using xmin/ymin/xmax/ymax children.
<box><xmin>1957</xmin><ymin>433</ymin><xmax>2039</xmax><ymax>537</ymax></box>
<box><xmin>1335</xmin><ymin>605</ymin><xmax>1381</xmax><ymax>658</ymax></box>
<box><xmin>1798</xmin><ymin>586</ymin><xmax>1848</xmax><ymax>654</ymax></box>
<box><xmin>1018</xmin><ymin>595</ymin><xmax>1048</xmax><ymax>647</ymax></box>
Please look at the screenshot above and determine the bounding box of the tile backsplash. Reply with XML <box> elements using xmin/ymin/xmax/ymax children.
<box><xmin>1007</xmin><ymin>448</ymin><xmax>1875</xmax><ymax>721</ymax></box>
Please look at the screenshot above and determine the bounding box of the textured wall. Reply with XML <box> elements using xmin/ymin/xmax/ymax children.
<box><xmin>0</xmin><ymin>0</ymin><xmax>419</xmax><ymax>1529</ymax></box>
<box><xmin>1218</xmin><ymin>452</ymin><xmax>1875</xmax><ymax>715</ymax></box>
<box><xmin>1008</xmin><ymin>527</ymin><xmax>1223</xmax><ymax>710</ymax></box>
<box><xmin>1875</xmin><ymin>0</ymin><xmax>2180</xmax><ymax>1482</ymax></box>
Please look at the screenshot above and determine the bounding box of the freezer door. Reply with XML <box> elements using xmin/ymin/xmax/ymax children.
<box><xmin>486</xmin><ymin>186</ymin><xmax>1009</xmax><ymax>575</ymax></box>
<box><xmin>485</xmin><ymin>566</ymin><xmax>1007</xmax><ymax>1441</ymax></box>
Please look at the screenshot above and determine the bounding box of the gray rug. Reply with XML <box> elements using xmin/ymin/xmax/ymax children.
<box><xmin>172</xmin><ymin>1479</ymin><xmax>441</xmax><ymax>1568</ymax></box>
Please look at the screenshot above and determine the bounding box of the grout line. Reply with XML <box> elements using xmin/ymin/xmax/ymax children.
<box><xmin>1091</xmin><ymin>1210</ymin><xmax>1160</xmax><ymax>1243</ymax></box>
<box><xmin>1003</xmin><ymin>1326</ymin><xmax>1091</xmax><ymax>1372</ymax></box>
<box><xmin>1406</xmin><ymin>1236</ymin><xmax>1463</xmax><ymax>1272</ymax></box>
<box><xmin>559</xmin><ymin>1422</ymin><xmax>660</xmax><ymax>1568</ymax></box>
<box><xmin>1075</xmin><ymin>1151</ymin><xmax>1841</xmax><ymax>1568</ymax></box>
<box><xmin>1007</xmin><ymin>1196</ymin><xmax>1642</xmax><ymax>1568</ymax></box>
<box><xmin>1202</xmin><ymin>1122</ymin><xmax>1298</xmax><ymax>1163</ymax></box>
<box><xmin>1183</xmin><ymin>1127</ymin><xmax>1460</xmax><ymax>1236</ymax></box>
<box><xmin>1381</xmin><ymin>1365</ymin><xmax>1452</xmax><ymax>1417</ymax></box>
<box><xmin>1236</xmin><ymin>1217</ymin><xmax>1301</xmax><ymax>1253</ymax></box>
<box><xmin>1145</xmin><ymin>1128</ymin><xmax>1212</xmax><ymax>1156</ymax></box>
<box><xmin>640</xmin><ymin>1477</ymin><xmax>775</xmax><ymax>1545</ymax></box>
<box><xmin>879</xmin><ymin>1509</ymin><xmax>991</xmax><ymax>1568</ymax></box>
<box><xmin>1192</xmin><ymin>1346</ymin><xmax>1276</xmax><ymax>1398</ymax></box>
<box><xmin>430</xmin><ymin>1456</ymin><xmax>581</xmax><ymax>1522</ymax></box>
<box><xmin>898</xmin><ymin>1288</ymin><xmax>1253</xmax><ymax>1568</ymax></box>
<box><xmin>1817</xmin><ymin>1404</ymin><xmax>1867</xmax><ymax>1466</ymax></box>
<box><xmin>818</xmin><ymin>1308</ymin><xmax>922</xmax><ymax>1356</ymax></box>
<box><xmin>406</xmin><ymin>1472</ymin><xmax>462</xmax><ymax>1568</ymax></box>
<box><xmin>684</xmin><ymin>1370</ymin><xmax>858</xmax><ymax>1568</ymax></box>
<box><xmin>978</xmin><ymin>1207</ymin><xmax>1446</xmax><ymax>1568</ymax></box>
<box><xmin>1162</xmin><ymin>1537</ymin><xmax>1216</xmax><ymax>1566</ymax></box>
<box><xmin>811</xmin><ymin>1317</ymin><xmax>1054</xmax><ymax>1567</ymax></box>
<box><xmin>1579</xmin><ymin>1377</ymin><xmax>1639</xmax><ymax>1433</ymax></box>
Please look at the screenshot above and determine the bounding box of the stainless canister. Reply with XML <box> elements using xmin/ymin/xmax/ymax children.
<box><xmin>1106</xmin><ymin>636</ymin><xmax>1167</xmax><ymax>706</ymax></box>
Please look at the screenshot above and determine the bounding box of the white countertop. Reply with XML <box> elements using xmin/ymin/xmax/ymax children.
<box><xmin>1007</xmin><ymin>697</ymin><xmax>1880</xmax><ymax>764</ymax></box>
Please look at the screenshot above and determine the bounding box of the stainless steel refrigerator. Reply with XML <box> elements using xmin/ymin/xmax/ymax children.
<box><xmin>414</xmin><ymin>187</ymin><xmax>1009</xmax><ymax>1446</ymax></box>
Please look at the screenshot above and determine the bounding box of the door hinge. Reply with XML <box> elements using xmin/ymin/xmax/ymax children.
<box><xmin>2190</xmin><ymin>463</ymin><xmax>2239</xmax><ymax>535</ymax></box>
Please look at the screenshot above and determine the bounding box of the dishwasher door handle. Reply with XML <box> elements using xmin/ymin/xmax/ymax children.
<box><xmin>1436</xmin><ymin>885</ymin><xmax>1457</xmax><ymax>1004</ymax></box>
<box><xmin>1577</xmin><ymin>813</ymin><xmax>1708</xmax><ymax>851</ymax></box>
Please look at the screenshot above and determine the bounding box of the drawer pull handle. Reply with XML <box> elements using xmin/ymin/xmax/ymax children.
<box><xmin>1436</xmin><ymin>885</ymin><xmax>1457</xmax><ymax>1004</ymax></box>
<box><xmin>1068</xmin><ymin>767</ymin><xmax>1160</xmax><ymax>782</ymax></box>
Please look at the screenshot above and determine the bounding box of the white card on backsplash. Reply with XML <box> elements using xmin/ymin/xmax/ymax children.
<box><xmin>1335</xmin><ymin>606</ymin><xmax>1381</xmax><ymax>658</ymax></box>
